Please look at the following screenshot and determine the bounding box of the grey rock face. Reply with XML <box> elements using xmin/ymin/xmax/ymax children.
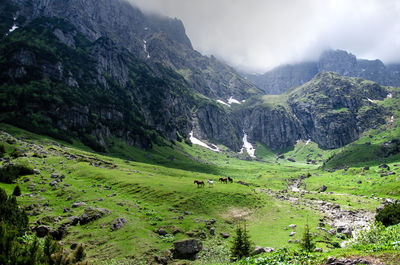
<box><xmin>173</xmin><ymin>239</ymin><xmax>202</xmax><ymax>260</ymax></box>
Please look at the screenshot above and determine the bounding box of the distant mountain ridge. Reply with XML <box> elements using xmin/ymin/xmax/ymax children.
<box><xmin>246</xmin><ymin>49</ymin><xmax>400</xmax><ymax>94</ymax></box>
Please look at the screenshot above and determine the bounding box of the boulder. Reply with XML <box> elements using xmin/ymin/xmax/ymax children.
<box><xmin>71</xmin><ymin>202</ymin><xmax>86</xmax><ymax>208</ymax></box>
<box><xmin>110</xmin><ymin>218</ymin><xmax>127</xmax><ymax>231</ymax></box>
<box><xmin>34</xmin><ymin>225</ymin><xmax>51</xmax><ymax>237</ymax></box>
<box><xmin>252</xmin><ymin>246</ymin><xmax>266</xmax><ymax>255</ymax></box>
<box><xmin>220</xmin><ymin>232</ymin><xmax>230</xmax><ymax>238</ymax></box>
<box><xmin>158</xmin><ymin>228</ymin><xmax>168</xmax><ymax>236</ymax></box>
<box><xmin>320</xmin><ymin>185</ymin><xmax>327</xmax><ymax>192</ymax></box>
<box><xmin>289</xmin><ymin>224</ymin><xmax>296</xmax><ymax>229</ymax></box>
<box><xmin>289</xmin><ymin>231</ymin><xmax>296</xmax><ymax>236</ymax></box>
<box><xmin>173</xmin><ymin>239</ymin><xmax>202</xmax><ymax>260</ymax></box>
<box><xmin>79</xmin><ymin>207</ymin><xmax>111</xmax><ymax>225</ymax></box>
<box><xmin>67</xmin><ymin>216</ymin><xmax>79</xmax><ymax>226</ymax></box>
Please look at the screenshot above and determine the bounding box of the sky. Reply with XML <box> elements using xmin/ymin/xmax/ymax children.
<box><xmin>128</xmin><ymin>0</ymin><xmax>400</xmax><ymax>73</ymax></box>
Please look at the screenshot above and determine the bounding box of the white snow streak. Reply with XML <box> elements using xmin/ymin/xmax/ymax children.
<box><xmin>305</xmin><ymin>139</ymin><xmax>311</xmax><ymax>145</ymax></box>
<box><xmin>367</xmin><ymin>98</ymin><xmax>375</xmax><ymax>103</ymax></box>
<box><xmin>143</xmin><ymin>40</ymin><xmax>150</xmax><ymax>59</ymax></box>
<box><xmin>239</xmin><ymin>133</ymin><xmax>256</xmax><ymax>158</ymax></box>
<box><xmin>189</xmin><ymin>131</ymin><xmax>220</xmax><ymax>152</ymax></box>
<box><xmin>391</xmin><ymin>116</ymin><xmax>394</xmax><ymax>123</ymax></box>
<box><xmin>216</xmin><ymin>100</ymin><xmax>230</xmax><ymax>106</ymax></box>
<box><xmin>387</xmin><ymin>93</ymin><xmax>393</xmax><ymax>99</ymax></box>
<box><xmin>8</xmin><ymin>24</ymin><xmax>18</xmax><ymax>33</ymax></box>
<box><xmin>228</xmin><ymin>97</ymin><xmax>241</xmax><ymax>105</ymax></box>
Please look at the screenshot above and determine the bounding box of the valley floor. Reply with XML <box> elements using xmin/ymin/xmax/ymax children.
<box><xmin>0</xmin><ymin>124</ymin><xmax>399</xmax><ymax>264</ymax></box>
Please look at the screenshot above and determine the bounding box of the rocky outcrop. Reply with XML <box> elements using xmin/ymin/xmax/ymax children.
<box><xmin>238</xmin><ymin>105</ymin><xmax>304</xmax><ymax>150</ymax></box>
<box><xmin>288</xmin><ymin>72</ymin><xmax>387</xmax><ymax>149</ymax></box>
<box><xmin>193</xmin><ymin>102</ymin><xmax>242</xmax><ymax>151</ymax></box>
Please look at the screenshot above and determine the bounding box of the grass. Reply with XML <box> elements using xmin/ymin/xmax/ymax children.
<box><xmin>1</xmin><ymin>123</ymin><xmax>400</xmax><ymax>264</ymax></box>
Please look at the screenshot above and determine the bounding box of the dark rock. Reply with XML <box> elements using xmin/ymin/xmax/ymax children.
<box><xmin>67</xmin><ymin>216</ymin><xmax>79</xmax><ymax>226</ymax></box>
<box><xmin>252</xmin><ymin>246</ymin><xmax>266</xmax><ymax>255</ymax></box>
<box><xmin>71</xmin><ymin>202</ymin><xmax>86</xmax><ymax>208</ymax></box>
<box><xmin>209</xmin><ymin>227</ymin><xmax>215</xmax><ymax>236</ymax></box>
<box><xmin>320</xmin><ymin>185</ymin><xmax>327</xmax><ymax>192</ymax></box>
<box><xmin>220</xmin><ymin>232</ymin><xmax>230</xmax><ymax>238</ymax></box>
<box><xmin>357</xmin><ymin>180</ymin><xmax>362</xmax><ymax>184</ymax></box>
<box><xmin>110</xmin><ymin>218</ymin><xmax>127</xmax><ymax>231</ymax></box>
<box><xmin>34</xmin><ymin>225</ymin><xmax>51</xmax><ymax>237</ymax></box>
<box><xmin>158</xmin><ymin>228</ymin><xmax>168</xmax><ymax>236</ymax></box>
<box><xmin>49</xmin><ymin>180</ymin><xmax>58</xmax><ymax>187</ymax></box>
<box><xmin>173</xmin><ymin>239</ymin><xmax>202</xmax><ymax>260</ymax></box>
<box><xmin>70</xmin><ymin>243</ymin><xmax>78</xmax><ymax>250</ymax></box>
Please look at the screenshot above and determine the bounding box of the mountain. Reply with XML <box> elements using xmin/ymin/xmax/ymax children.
<box><xmin>0</xmin><ymin>0</ymin><xmax>261</xmax><ymax>152</ymax></box>
<box><xmin>246</xmin><ymin>49</ymin><xmax>400</xmax><ymax>94</ymax></box>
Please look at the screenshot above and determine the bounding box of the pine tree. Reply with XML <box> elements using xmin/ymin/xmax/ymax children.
<box><xmin>12</xmin><ymin>185</ymin><xmax>21</xmax><ymax>196</ymax></box>
<box><xmin>300</xmin><ymin>223</ymin><xmax>315</xmax><ymax>252</ymax></box>
<box><xmin>230</xmin><ymin>222</ymin><xmax>253</xmax><ymax>261</ymax></box>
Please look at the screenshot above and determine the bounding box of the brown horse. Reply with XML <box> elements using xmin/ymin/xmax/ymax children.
<box><xmin>228</xmin><ymin>177</ymin><xmax>233</xmax><ymax>183</ymax></box>
<box><xmin>219</xmin><ymin>177</ymin><xmax>228</xmax><ymax>184</ymax></box>
<box><xmin>194</xmin><ymin>180</ymin><xmax>205</xmax><ymax>187</ymax></box>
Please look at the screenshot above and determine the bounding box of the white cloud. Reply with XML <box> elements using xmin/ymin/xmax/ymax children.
<box><xmin>127</xmin><ymin>0</ymin><xmax>400</xmax><ymax>73</ymax></box>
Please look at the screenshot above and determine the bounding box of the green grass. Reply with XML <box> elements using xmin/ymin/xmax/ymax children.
<box><xmin>1</xmin><ymin>123</ymin><xmax>399</xmax><ymax>264</ymax></box>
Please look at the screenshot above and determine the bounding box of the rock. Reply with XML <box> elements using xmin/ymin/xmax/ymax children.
<box><xmin>357</xmin><ymin>180</ymin><xmax>362</xmax><ymax>184</ymax></box>
<box><xmin>264</xmin><ymin>247</ymin><xmax>274</xmax><ymax>253</ymax></box>
<box><xmin>320</xmin><ymin>185</ymin><xmax>327</xmax><ymax>192</ymax></box>
<box><xmin>289</xmin><ymin>224</ymin><xmax>296</xmax><ymax>229</ymax></box>
<box><xmin>49</xmin><ymin>180</ymin><xmax>58</xmax><ymax>187</ymax></box>
<box><xmin>70</xmin><ymin>243</ymin><xmax>78</xmax><ymax>250</ymax></box>
<box><xmin>34</xmin><ymin>225</ymin><xmax>51</xmax><ymax>237</ymax></box>
<box><xmin>110</xmin><ymin>218</ymin><xmax>127</xmax><ymax>231</ymax></box>
<box><xmin>33</xmin><ymin>169</ymin><xmax>41</xmax><ymax>174</ymax></box>
<box><xmin>379</xmin><ymin>164</ymin><xmax>390</xmax><ymax>170</ymax></box>
<box><xmin>209</xmin><ymin>227</ymin><xmax>215</xmax><ymax>236</ymax></box>
<box><xmin>50</xmin><ymin>225</ymin><xmax>68</xmax><ymax>240</ymax></box>
<box><xmin>363</xmin><ymin>166</ymin><xmax>369</xmax><ymax>170</ymax></box>
<box><xmin>79</xmin><ymin>207</ymin><xmax>111</xmax><ymax>225</ymax></box>
<box><xmin>337</xmin><ymin>226</ymin><xmax>352</xmax><ymax>237</ymax></box>
<box><xmin>67</xmin><ymin>216</ymin><xmax>79</xmax><ymax>226</ymax></box>
<box><xmin>314</xmin><ymin>248</ymin><xmax>324</xmax><ymax>252</ymax></box>
<box><xmin>252</xmin><ymin>246</ymin><xmax>266</xmax><ymax>255</ymax></box>
<box><xmin>158</xmin><ymin>228</ymin><xmax>168</xmax><ymax>236</ymax></box>
<box><xmin>289</xmin><ymin>231</ymin><xmax>296</xmax><ymax>236</ymax></box>
<box><xmin>71</xmin><ymin>202</ymin><xmax>86</xmax><ymax>208</ymax></box>
<box><xmin>220</xmin><ymin>232</ymin><xmax>230</xmax><ymax>238</ymax></box>
<box><xmin>173</xmin><ymin>239</ymin><xmax>202</xmax><ymax>260</ymax></box>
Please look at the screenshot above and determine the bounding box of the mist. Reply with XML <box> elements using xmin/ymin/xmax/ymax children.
<box><xmin>128</xmin><ymin>0</ymin><xmax>400</xmax><ymax>73</ymax></box>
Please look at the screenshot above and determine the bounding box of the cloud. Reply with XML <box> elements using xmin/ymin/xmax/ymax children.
<box><xmin>127</xmin><ymin>0</ymin><xmax>400</xmax><ymax>73</ymax></box>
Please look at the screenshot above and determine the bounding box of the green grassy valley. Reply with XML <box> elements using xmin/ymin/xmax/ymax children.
<box><xmin>1</xmin><ymin>121</ymin><xmax>400</xmax><ymax>264</ymax></box>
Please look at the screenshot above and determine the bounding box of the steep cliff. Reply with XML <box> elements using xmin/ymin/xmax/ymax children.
<box><xmin>0</xmin><ymin>17</ymin><xmax>193</xmax><ymax>150</ymax></box>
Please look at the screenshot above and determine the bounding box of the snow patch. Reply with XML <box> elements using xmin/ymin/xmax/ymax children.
<box><xmin>391</xmin><ymin>116</ymin><xmax>395</xmax><ymax>123</ymax></box>
<box><xmin>305</xmin><ymin>139</ymin><xmax>311</xmax><ymax>145</ymax></box>
<box><xmin>189</xmin><ymin>131</ymin><xmax>220</xmax><ymax>152</ymax></box>
<box><xmin>228</xmin><ymin>97</ymin><xmax>241</xmax><ymax>105</ymax></box>
<box><xmin>367</xmin><ymin>98</ymin><xmax>375</xmax><ymax>103</ymax></box>
<box><xmin>8</xmin><ymin>24</ymin><xmax>18</xmax><ymax>33</ymax></box>
<box><xmin>143</xmin><ymin>40</ymin><xmax>150</xmax><ymax>59</ymax></box>
<box><xmin>216</xmin><ymin>100</ymin><xmax>230</xmax><ymax>107</ymax></box>
<box><xmin>239</xmin><ymin>133</ymin><xmax>256</xmax><ymax>158</ymax></box>
<box><xmin>387</xmin><ymin>93</ymin><xmax>393</xmax><ymax>99</ymax></box>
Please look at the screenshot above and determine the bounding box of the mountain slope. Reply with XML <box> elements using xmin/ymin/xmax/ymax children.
<box><xmin>246</xmin><ymin>49</ymin><xmax>400</xmax><ymax>94</ymax></box>
<box><xmin>6</xmin><ymin>0</ymin><xmax>261</xmax><ymax>100</ymax></box>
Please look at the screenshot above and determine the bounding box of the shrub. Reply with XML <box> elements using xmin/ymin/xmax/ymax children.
<box><xmin>231</xmin><ymin>223</ymin><xmax>253</xmax><ymax>261</ymax></box>
<box><xmin>13</xmin><ymin>185</ymin><xmax>21</xmax><ymax>196</ymax></box>
<box><xmin>300</xmin><ymin>223</ymin><xmax>315</xmax><ymax>252</ymax></box>
<box><xmin>376</xmin><ymin>203</ymin><xmax>400</xmax><ymax>227</ymax></box>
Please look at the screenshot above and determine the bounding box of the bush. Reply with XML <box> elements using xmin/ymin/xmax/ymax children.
<box><xmin>0</xmin><ymin>162</ymin><xmax>34</xmax><ymax>183</ymax></box>
<box><xmin>376</xmin><ymin>203</ymin><xmax>400</xmax><ymax>227</ymax></box>
<box><xmin>231</xmin><ymin>223</ymin><xmax>253</xmax><ymax>261</ymax></box>
<box><xmin>348</xmin><ymin>222</ymin><xmax>400</xmax><ymax>249</ymax></box>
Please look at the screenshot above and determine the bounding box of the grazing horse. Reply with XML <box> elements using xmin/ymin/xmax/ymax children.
<box><xmin>207</xmin><ymin>179</ymin><xmax>214</xmax><ymax>187</ymax></box>
<box><xmin>228</xmin><ymin>177</ymin><xmax>233</xmax><ymax>183</ymax></box>
<box><xmin>219</xmin><ymin>177</ymin><xmax>228</xmax><ymax>184</ymax></box>
<box><xmin>194</xmin><ymin>180</ymin><xmax>205</xmax><ymax>187</ymax></box>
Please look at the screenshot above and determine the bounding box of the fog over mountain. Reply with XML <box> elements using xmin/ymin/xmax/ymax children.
<box><xmin>128</xmin><ymin>0</ymin><xmax>400</xmax><ymax>73</ymax></box>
